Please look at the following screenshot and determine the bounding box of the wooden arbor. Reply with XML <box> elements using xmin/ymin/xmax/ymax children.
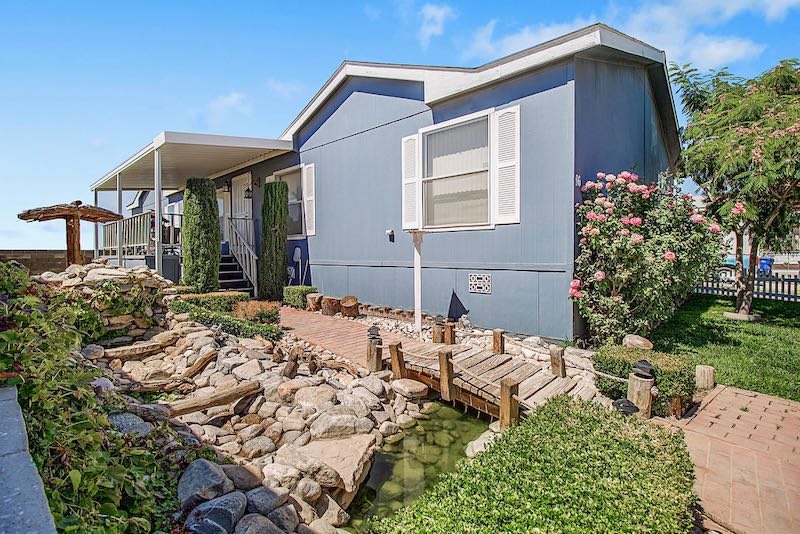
<box><xmin>18</xmin><ymin>200</ymin><xmax>122</xmax><ymax>267</ymax></box>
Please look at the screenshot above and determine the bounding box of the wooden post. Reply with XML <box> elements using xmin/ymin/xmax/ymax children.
<box><xmin>492</xmin><ymin>329</ymin><xmax>505</xmax><ymax>354</ymax></box>
<box><xmin>306</xmin><ymin>293</ymin><xmax>323</xmax><ymax>311</ymax></box>
<box><xmin>438</xmin><ymin>348</ymin><xmax>454</xmax><ymax>401</ymax></box>
<box><xmin>550</xmin><ymin>346</ymin><xmax>566</xmax><ymax>378</ymax></box>
<box><xmin>432</xmin><ymin>323</ymin><xmax>444</xmax><ymax>344</ymax></box>
<box><xmin>65</xmin><ymin>215</ymin><xmax>83</xmax><ymax>267</ymax></box>
<box><xmin>500</xmin><ymin>378</ymin><xmax>520</xmax><ymax>430</ymax></box>
<box><xmin>443</xmin><ymin>321</ymin><xmax>456</xmax><ymax>345</ymax></box>
<box><xmin>695</xmin><ymin>365</ymin><xmax>715</xmax><ymax>390</ymax></box>
<box><xmin>366</xmin><ymin>326</ymin><xmax>382</xmax><ymax>373</ymax></box>
<box><xmin>321</xmin><ymin>296</ymin><xmax>341</xmax><ymax>316</ymax></box>
<box><xmin>627</xmin><ymin>372</ymin><xmax>654</xmax><ymax>418</ymax></box>
<box><xmin>388</xmin><ymin>341</ymin><xmax>406</xmax><ymax>379</ymax></box>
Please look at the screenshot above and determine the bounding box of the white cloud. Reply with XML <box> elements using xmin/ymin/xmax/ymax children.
<box><xmin>418</xmin><ymin>3</ymin><xmax>456</xmax><ymax>48</ymax></box>
<box><xmin>687</xmin><ymin>34</ymin><xmax>766</xmax><ymax>69</ymax></box>
<box><xmin>363</xmin><ymin>3</ymin><xmax>381</xmax><ymax>21</ymax></box>
<box><xmin>206</xmin><ymin>91</ymin><xmax>251</xmax><ymax>125</ymax></box>
<box><xmin>462</xmin><ymin>17</ymin><xmax>595</xmax><ymax>61</ymax></box>
<box><xmin>265</xmin><ymin>79</ymin><xmax>305</xmax><ymax>98</ymax></box>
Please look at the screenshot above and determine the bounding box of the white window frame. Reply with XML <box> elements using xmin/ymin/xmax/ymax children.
<box><xmin>418</xmin><ymin>108</ymin><xmax>496</xmax><ymax>232</ymax></box>
<box><xmin>269</xmin><ymin>164</ymin><xmax>305</xmax><ymax>240</ymax></box>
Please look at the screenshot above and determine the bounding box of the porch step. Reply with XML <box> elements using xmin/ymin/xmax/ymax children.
<box><xmin>220</xmin><ymin>278</ymin><xmax>253</xmax><ymax>290</ymax></box>
<box><xmin>219</xmin><ymin>269</ymin><xmax>245</xmax><ymax>280</ymax></box>
<box><xmin>218</xmin><ymin>255</ymin><xmax>253</xmax><ymax>296</ymax></box>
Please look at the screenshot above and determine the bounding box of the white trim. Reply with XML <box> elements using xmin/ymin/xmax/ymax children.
<box><xmin>491</xmin><ymin>105</ymin><xmax>521</xmax><ymax>225</ymax></box>
<box><xmin>301</xmin><ymin>164</ymin><xmax>316</xmax><ymax>237</ymax></box>
<box><xmin>417</xmin><ymin>108</ymin><xmax>494</xmax><ymax>134</ymax></box>
<box><xmin>273</xmin><ymin>164</ymin><xmax>303</xmax><ymax>178</ymax></box>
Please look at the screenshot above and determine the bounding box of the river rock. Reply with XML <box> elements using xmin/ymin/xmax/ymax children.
<box><xmin>309</xmin><ymin>410</ymin><xmax>374</xmax><ymax>439</ymax></box>
<box><xmin>379</xmin><ymin>421</ymin><xmax>400</xmax><ymax>436</ymax></box>
<box><xmin>184</xmin><ymin>491</ymin><xmax>246</xmax><ymax>533</ymax></box>
<box><xmin>392</xmin><ymin>379</ymin><xmax>428</xmax><ymax>399</ymax></box>
<box><xmin>356</xmin><ymin>374</ymin><xmax>385</xmax><ymax>397</ymax></box>
<box><xmin>81</xmin><ymin>344</ymin><xmax>105</xmax><ymax>359</ymax></box>
<box><xmin>245</xmin><ymin>485</ymin><xmax>290</xmax><ymax>515</ymax></box>
<box><xmin>233</xmin><ymin>359</ymin><xmax>263</xmax><ymax>380</ymax></box>
<box><xmin>466</xmin><ymin>429</ymin><xmax>498</xmax><ymax>458</ymax></box>
<box><xmin>295</xmin><ymin>478</ymin><xmax>322</xmax><ymax>503</ymax></box>
<box><xmin>262</xmin><ymin>463</ymin><xmax>302</xmax><ymax>489</ymax></box>
<box><xmin>335</xmin><ymin>393</ymin><xmax>370</xmax><ymax>417</ymax></box>
<box><xmin>622</xmin><ymin>334</ymin><xmax>653</xmax><ymax>350</ymax></box>
<box><xmin>268</xmin><ymin>503</ymin><xmax>300</xmax><ymax>532</ymax></box>
<box><xmin>278</xmin><ymin>377</ymin><xmax>323</xmax><ymax>400</ymax></box>
<box><xmin>274</xmin><ymin>446</ymin><xmax>342</xmax><ymax>488</ymax></box>
<box><xmin>108</xmin><ymin>412</ymin><xmax>153</xmax><ymax>436</ymax></box>
<box><xmin>233</xmin><ymin>513</ymin><xmax>283</xmax><ymax>534</ymax></box>
<box><xmin>221</xmin><ymin>464</ymin><xmax>264</xmax><ymax>491</ymax></box>
<box><xmin>241</xmin><ymin>436</ymin><xmax>276</xmax><ymax>458</ymax></box>
<box><xmin>315</xmin><ymin>494</ymin><xmax>349</xmax><ymax>527</ymax></box>
<box><xmin>294</xmin><ymin>384</ymin><xmax>337</xmax><ymax>410</ymax></box>
<box><xmin>351</xmin><ymin>386</ymin><xmax>381</xmax><ymax>410</ymax></box>
<box><xmin>396</xmin><ymin>414</ymin><xmax>416</xmax><ymax>429</ymax></box>
<box><xmin>299</xmin><ymin>519</ymin><xmax>339</xmax><ymax>534</ymax></box>
<box><xmin>292</xmin><ymin>433</ymin><xmax>377</xmax><ymax>493</ymax></box>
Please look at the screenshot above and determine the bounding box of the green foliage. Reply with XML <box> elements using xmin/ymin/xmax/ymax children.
<box><xmin>182</xmin><ymin>177</ymin><xmax>221</xmax><ymax>292</ymax></box>
<box><xmin>573</xmin><ymin>171</ymin><xmax>721</xmax><ymax>344</ymax></box>
<box><xmin>259</xmin><ymin>181</ymin><xmax>288</xmax><ymax>300</ymax></box>
<box><xmin>178</xmin><ymin>291</ymin><xmax>250</xmax><ymax>313</ymax></box>
<box><xmin>0</xmin><ymin>261</ymin><xmax>216</xmax><ymax>533</ymax></box>
<box><xmin>371</xmin><ymin>396</ymin><xmax>695</xmax><ymax>534</ymax></box>
<box><xmin>283</xmin><ymin>285</ymin><xmax>317</xmax><ymax>309</ymax></box>
<box><xmin>170</xmin><ymin>299</ymin><xmax>282</xmax><ymax>340</ymax></box>
<box><xmin>594</xmin><ymin>345</ymin><xmax>695</xmax><ymax>416</ymax></box>
<box><xmin>653</xmin><ymin>295</ymin><xmax>800</xmax><ymax>401</ymax></box>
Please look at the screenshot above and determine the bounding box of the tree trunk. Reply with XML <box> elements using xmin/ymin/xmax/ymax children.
<box><xmin>306</xmin><ymin>293</ymin><xmax>323</xmax><ymax>311</ymax></box>
<box><xmin>340</xmin><ymin>295</ymin><xmax>359</xmax><ymax>317</ymax></box>
<box><xmin>321</xmin><ymin>296</ymin><xmax>340</xmax><ymax>316</ymax></box>
<box><xmin>738</xmin><ymin>236</ymin><xmax>760</xmax><ymax>315</ymax></box>
<box><xmin>734</xmin><ymin>229</ymin><xmax>746</xmax><ymax>311</ymax></box>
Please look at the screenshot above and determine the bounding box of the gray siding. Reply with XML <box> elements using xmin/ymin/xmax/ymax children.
<box><xmin>295</xmin><ymin>65</ymin><xmax>576</xmax><ymax>338</ymax></box>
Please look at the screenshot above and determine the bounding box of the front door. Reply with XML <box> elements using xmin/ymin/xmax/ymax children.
<box><xmin>231</xmin><ymin>172</ymin><xmax>253</xmax><ymax>245</ymax></box>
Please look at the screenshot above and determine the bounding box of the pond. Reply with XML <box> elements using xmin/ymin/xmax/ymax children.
<box><xmin>345</xmin><ymin>402</ymin><xmax>489</xmax><ymax>531</ymax></box>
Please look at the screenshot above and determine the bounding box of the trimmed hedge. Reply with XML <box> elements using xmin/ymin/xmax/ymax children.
<box><xmin>182</xmin><ymin>177</ymin><xmax>221</xmax><ymax>292</ymax></box>
<box><xmin>594</xmin><ymin>345</ymin><xmax>695</xmax><ymax>417</ymax></box>
<box><xmin>178</xmin><ymin>291</ymin><xmax>250</xmax><ymax>313</ymax></box>
<box><xmin>259</xmin><ymin>181</ymin><xmax>288</xmax><ymax>300</ymax></box>
<box><xmin>372</xmin><ymin>396</ymin><xmax>695</xmax><ymax>534</ymax></box>
<box><xmin>284</xmin><ymin>285</ymin><xmax>317</xmax><ymax>309</ymax></box>
<box><xmin>232</xmin><ymin>300</ymin><xmax>280</xmax><ymax>324</ymax></box>
<box><xmin>170</xmin><ymin>299</ymin><xmax>282</xmax><ymax>340</ymax></box>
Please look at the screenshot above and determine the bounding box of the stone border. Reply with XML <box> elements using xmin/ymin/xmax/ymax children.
<box><xmin>0</xmin><ymin>387</ymin><xmax>56</xmax><ymax>533</ymax></box>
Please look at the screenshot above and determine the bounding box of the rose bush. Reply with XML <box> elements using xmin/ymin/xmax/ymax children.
<box><xmin>571</xmin><ymin>171</ymin><xmax>721</xmax><ymax>344</ymax></box>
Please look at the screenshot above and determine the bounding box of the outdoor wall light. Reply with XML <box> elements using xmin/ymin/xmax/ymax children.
<box><xmin>244</xmin><ymin>186</ymin><xmax>253</xmax><ymax>199</ymax></box>
<box><xmin>223</xmin><ymin>180</ymin><xmax>231</xmax><ymax>193</ymax></box>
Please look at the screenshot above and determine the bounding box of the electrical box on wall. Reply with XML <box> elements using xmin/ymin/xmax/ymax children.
<box><xmin>468</xmin><ymin>273</ymin><xmax>492</xmax><ymax>294</ymax></box>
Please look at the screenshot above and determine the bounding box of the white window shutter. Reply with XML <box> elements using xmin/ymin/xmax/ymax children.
<box><xmin>401</xmin><ymin>134</ymin><xmax>420</xmax><ymax>230</ymax></box>
<box><xmin>491</xmin><ymin>105</ymin><xmax>520</xmax><ymax>224</ymax></box>
<box><xmin>302</xmin><ymin>164</ymin><xmax>316</xmax><ymax>236</ymax></box>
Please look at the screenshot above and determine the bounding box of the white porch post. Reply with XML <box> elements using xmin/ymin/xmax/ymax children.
<box><xmin>154</xmin><ymin>148</ymin><xmax>163</xmax><ymax>273</ymax></box>
<box><xmin>413</xmin><ymin>231</ymin><xmax>423</xmax><ymax>333</ymax></box>
<box><xmin>93</xmin><ymin>189</ymin><xmax>99</xmax><ymax>259</ymax></box>
<box><xmin>116</xmin><ymin>173</ymin><xmax>123</xmax><ymax>266</ymax></box>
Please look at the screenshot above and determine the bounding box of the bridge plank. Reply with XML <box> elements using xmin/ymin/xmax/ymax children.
<box><xmin>526</xmin><ymin>377</ymin><xmax>577</xmax><ymax>405</ymax></box>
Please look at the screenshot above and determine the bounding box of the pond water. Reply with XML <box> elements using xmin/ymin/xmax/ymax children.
<box><xmin>345</xmin><ymin>403</ymin><xmax>489</xmax><ymax>531</ymax></box>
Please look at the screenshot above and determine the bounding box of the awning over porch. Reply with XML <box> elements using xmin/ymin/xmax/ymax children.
<box><xmin>90</xmin><ymin>131</ymin><xmax>293</xmax><ymax>191</ymax></box>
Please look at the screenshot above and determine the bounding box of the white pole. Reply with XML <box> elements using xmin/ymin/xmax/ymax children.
<box><xmin>413</xmin><ymin>231</ymin><xmax>423</xmax><ymax>333</ymax></box>
<box><xmin>154</xmin><ymin>148</ymin><xmax>163</xmax><ymax>274</ymax></box>
<box><xmin>93</xmin><ymin>189</ymin><xmax>99</xmax><ymax>259</ymax></box>
<box><xmin>116</xmin><ymin>173</ymin><xmax>123</xmax><ymax>266</ymax></box>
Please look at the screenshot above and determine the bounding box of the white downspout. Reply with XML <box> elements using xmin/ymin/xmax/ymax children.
<box><xmin>154</xmin><ymin>148</ymin><xmax>163</xmax><ymax>274</ymax></box>
<box><xmin>116</xmin><ymin>173</ymin><xmax>123</xmax><ymax>267</ymax></box>
<box><xmin>413</xmin><ymin>231</ymin><xmax>423</xmax><ymax>333</ymax></box>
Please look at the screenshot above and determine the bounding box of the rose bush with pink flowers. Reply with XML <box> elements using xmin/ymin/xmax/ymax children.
<box><xmin>572</xmin><ymin>171</ymin><xmax>721</xmax><ymax>344</ymax></box>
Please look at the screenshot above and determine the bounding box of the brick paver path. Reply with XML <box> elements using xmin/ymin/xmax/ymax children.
<box><xmin>279</xmin><ymin>307</ymin><xmax>428</xmax><ymax>368</ymax></box>
<box><xmin>671</xmin><ymin>385</ymin><xmax>800</xmax><ymax>533</ymax></box>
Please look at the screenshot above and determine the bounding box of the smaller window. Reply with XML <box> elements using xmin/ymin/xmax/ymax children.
<box><xmin>272</xmin><ymin>168</ymin><xmax>304</xmax><ymax>237</ymax></box>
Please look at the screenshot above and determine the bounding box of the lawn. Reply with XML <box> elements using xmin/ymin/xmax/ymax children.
<box><xmin>651</xmin><ymin>294</ymin><xmax>800</xmax><ymax>402</ymax></box>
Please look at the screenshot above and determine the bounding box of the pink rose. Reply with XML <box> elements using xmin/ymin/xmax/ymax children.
<box><xmin>631</xmin><ymin>173</ymin><xmax>639</xmax><ymax>182</ymax></box>
<box><xmin>630</xmin><ymin>233</ymin><xmax>644</xmax><ymax>244</ymax></box>
<box><xmin>605</xmin><ymin>208</ymin><xmax>614</xmax><ymax>214</ymax></box>
<box><xmin>570</xmin><ymin>279</ymin><xmax>581</xmax><ymax>289</ymax></box>
<box><xmin>606</xmin><ymin>174</ymin><xmax>616</xmax><ymax>182</ymax></box>
<box><xmin>629</xmin><ymin>217</ymin><xmax>642</xmax><ymax>227</ymax></box>
<box><xmin>589</xmin><ymin>228</ymin><xmax>600</xmax><ymax>236</ymax></box>
<box><xmin>587</xmin><ymin>211</ymin><xmax>598</xmax><ymax>221</ymax></box>
<box><xmin>664</xmin><ymin>251</ymin><xmax>676</xmax><ymax>261</ymax></box>
<box><xmin>619</xmin><ymin>228</ymin><xmax>630</xmax><ymax>235</ymax></box>
<box><xmin>627</xmin><ymin>183</ymin><xmax>638</xmax><ymax>193</ymax></box>
<box><xmin>569</xmin><ymin>288</ymin><xmax>584</xmax><ymax>298</ymax></box>
<box><xmin>710</xmin><ymin>223</ymin><xmax>721</xmax><ymax>233</ymax></box>
<box><xmin>620</xmin><ymin>171</ymin><xmax>631</xmax><ymax>180</ymax></box>
<box><xmin>620</xmin><ymin>216</ymin><xmax>630</xmax><ymax>225</ymax></box>
<box><xmin>597</xmin><ymin>214</ymin><xmax>606</xmax><ymax>222</ymax></box>
<box><xmin>690</xmin><ymin>213</ymin><xmax>705</xmax><ymax>224</ymax></box>
<box><xmin>594</xmin><ymin>271</ymin><xmax>606</xmax><ymax>282</ymax></box>
<box><xmin>579</xmin><ymin>237</ymin><xmax>588</xmax><ymax>244</ymax></box>
<box><xmin>615</xmin><ymin>177</ymin><xmax>626</xmax><ymax>185</ymax></box>
<box><xmin>596</xmin><ymin>172</ymin><xmax>606</xmax><ymax>180</ymax></box>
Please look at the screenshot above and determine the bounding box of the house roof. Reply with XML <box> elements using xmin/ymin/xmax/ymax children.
<box><xmin>280</xmin><ymin>23</ymin><xmax>680</xmax><ymax>162</ymax></box>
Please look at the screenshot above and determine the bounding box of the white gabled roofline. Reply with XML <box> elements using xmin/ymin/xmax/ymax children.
<box><xmin>280</xmin><ymin>23</ymin><xmax>667</xmax><ymax>141</ymax></box>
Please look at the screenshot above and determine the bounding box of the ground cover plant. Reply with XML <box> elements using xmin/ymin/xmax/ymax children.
<box><xmin>651</xmin><ymin>294</ymin><xmax>800</xmax><ymax>401</ymax></box>
<box><xmin>371</xmin><ymin>396</ymin><xmax>695</xmax><ymax>534</ymax></box>
<box><xmin>0</xmin><ymin>261</ymin><xmax>215</xmax><ymax>532</ymax></box>
<box><xmin>182</xmin><ymin>177</ymin><xmax>221</xmax><ymax>292</ymax></box>
<box><xmin>170</xmin><ymin>298</ymin><xmax>281</xmax><ymax>340</ymax></box>
<box><xmin>177</xmin><ymin>290</ymin><xmax>250</xmax><ymax>313</ymax></box>
<box><xmin>283</xmin><ymin>285</ymin><xmax>317</xmax><ymax>309</ymax></box>
<box><xmin>571</xmin><ymin>170</ymin><xmax>721</xmax><ymax>344</ymax></box>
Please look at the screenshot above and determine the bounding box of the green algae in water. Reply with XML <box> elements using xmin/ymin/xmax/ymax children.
<box><xmin>345</xmin><ymin>403</ymin><xmax>489</xmax><ymax>532</ymax></box>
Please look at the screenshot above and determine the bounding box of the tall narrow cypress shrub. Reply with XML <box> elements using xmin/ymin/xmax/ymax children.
<box><xmin>182</xmin><ymin>177</ymin><xmax>221</xmax><ymax>292</ymax></box>
<box><xmin>260</xmin><ymin>181</ymin><xmax>288</xmax><ymax>300</ymax></box>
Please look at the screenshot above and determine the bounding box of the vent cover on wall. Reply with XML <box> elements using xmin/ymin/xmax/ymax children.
<box><xmin>468</xmin><ymin>273</ymin><xmax>492</xmax><ymax>294</ymax></box>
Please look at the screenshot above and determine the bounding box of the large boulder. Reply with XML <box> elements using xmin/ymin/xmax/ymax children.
<box><xmin>245</xmin><ymin>486</ymin><xmax>290</xmax><ymax>515</ymax></box>
<box><xmin>274</xmin><ymin>447</ymin><xmax>343</xmax><ymax>488</ymax></box>
<box><xmin>294</xmin><ymin>384</ymin><xmax>337</xmax><ymax>411</ymax></box>
<box><xmin>267</xmin><ymin>503</ymin><xmax>300</xmax><ymax>532</ymax></box>
<box><xmin>184</xmin><ymin>491</ymin><xmax>246</xmax><ymax>533</ymax></box>
<box><xmin>291</xmin><ymin>434</ymin><xmax>377</xmax><ymax>493</ymax></box>
<box><xmin>309</xmin><ymin>410</ymin><xmax>374</xmax><ymax>440</ymax></box>
<box><xmin>350</xmin><ymin>386</ymin><xmax>381</xmax><ymax>410</ymax></box>
<box><xmin>391</xmin><ymin>379</ymin><xmax>428</xmax><ymax>399</ymax></box>
<box><xmin>335</xmin><ymin>393</ymin><xmax>370</xmax><ymax>417</ymax></box>
<box><xmin>178</xmin><ymin>459</ymin><xmax>235</xmax><ymax>511</ymax></box>
<box><xmin>221</xmin><ymin>465</ymin><xmax>264</xmax><ymax>491</ymax></box>
<box><xmin>622</xmin><ymin>334</ymin><xmax>653</xmax><ymax>350</ymax></box>
<box><xmin>233</xmin><ymin>513</ymin><xmax>283</xmax><ymax>534</ymax></box>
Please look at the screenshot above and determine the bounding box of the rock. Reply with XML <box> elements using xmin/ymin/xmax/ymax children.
<box><xmin>282</xmin><ymin>417</ymin><xmax>306</xmax><ymax>432</ymax></box>
<box><xmin>184</xmin><ymin>491</ymin><xmax>246</xmax><ymax>533</ymax></box>
<box><xmin>289</xmin><ymin>494</ymin><xmax>319</xmax><ymax>524</ymax></box>
<box><xmin>221</xmin><ymin>465</ymin><xmax>264</xmax><ymax>491</ymax></box>
<box><xmin>80</xmin><ymin>344</ymin><xmax>105</xmax><ymax>359</ymax></box>
<box><xmin>299</xmin><ymin>518</ymin><xmax>339</xmax><ymax>534</ymax></box>
<box><xmin>268</xmin><ymin>503</ymin><xmax>300</xmax><ymax>533</ymax></box>
<box><xmin>391</xmin><ymin>378</ymin><xmax>428</xmax><ymax>399</ymax></box>
<box><xmin>108</xmin><ymin>412</ymin><xmax>153</xmax><ymax>436</ymax></box>
<box><xmin>263</xmin><ymin>421</ymin><xmax>283</xmax><ymax>443</ymax></box>
<box><xmin>356</xmin><ymin>374</ymin><xmax>385</xmax><ymax>396</ymax></box>
<box><xmin>335</xmin><ymin>393</ymin><xmax>370</xmax><ymax>417</ymax></box>
<box><xmin>152</xmin><ymin>330</ymin><xmax>181</xmax><ymax>347</ymax></box>
<box><xmin>233</xmin><ymin>513</ymin><xmax>283</xmax><ymax>534</ymax></box>
<box><xmin>106</xmin><ymin>341</ymin><xmax>161</xmax><ymax>360</ymax></box>
<box><xmin>396</xmin><ymin>414</ymin><xmax>416</xmax><ymax>429</ymax></box>
<box><xmin>351</xmin><ymin>386</ymin><xmax>382</xmax><ymax>410</ymax></box>
<box><xmin>192</xmin><ymin>336</ymin><xmax>216</xmax><ymax>351</ymax></box>
<box><xmin>622</xmin><ymin>334</ymin><xmax>654</xmax><ymax>350</ymax></box>
<box><xmin>245</xmin><ymin>485</ymin><xmax>290</xmax><ymax>515</ymax></box>
<box><xmin>217</xmin><ymin>441</ymin><xmax>242</xmax><ymax>456</ymax></box>
<box><xmin>309</xmin><ymin>411</ymin><xmax>374</xmax><ymax>439</ymax></box>
<box><xmin>274</xmin><ymin>447</ymin><xmax>343</xmax><ymax>488</ymax></box>
<box><xmin>294</xmin><ymin>385</ymin><xmax>337</xmax><ymax>410</ymax></box>
<box><xmin>291</xmin><ymin>434</ymin><xmax>377</xmax><ymax>493</ymax></box>
<box><xmin>379</xmin><ymin>421</ymin><xmax>400</xmax><ymax>436</ymax></box>
<box><xmin>241</xmin><ymin>436</ymin><xmax>276</xmax><ymax>458</ymax></box>
<box><xmin>315</xmin><ymin>494</ymin><xmax>349</xmax><ymax>527</ymax></box>
<box><xmin>262</xmin><ymin>463</ymin><xmax>302</xmax><ymax>489</ymax></box>
<box><xmin>465</xmin><ymin>429</ymin><xmax>498</xmax><ymax>458</ymax></box>
<box><xmin>295</xmin><ymin>478</ymin><xmax>322</xmax><ymax>503</ymax></box>
<box><xmin>371</xmin><ymin>410</ymin><xmax>390</xmax><ymax>425</ymax></box>
<box><xmin>233</xmin><ymin>360</ymin><xmax>263</xmax><ymax>380</ymax></box>
<box><xmin>278</xmin><ymin>430</ymin><xmax>303</xmax><ymax>447</ymax></box>
<box><xmin>90</xmin><ymin>376</ymin><xmax>114</xmax><ymax>392</ymax></box>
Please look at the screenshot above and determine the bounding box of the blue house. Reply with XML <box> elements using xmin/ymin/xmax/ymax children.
<box><xmin>90</xmin><ymin>24</ymin><xmax>679</xmax><ymax>340</ymax></box>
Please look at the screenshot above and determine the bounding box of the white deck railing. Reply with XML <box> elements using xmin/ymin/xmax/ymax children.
<box><xmin>227</xmin><ymin>217</ymin><xmax>259</xmax><ymax>296</ymax></box>
<box><xmin>101</xmin><ymin>211</ymin><xmax>183</xmax><ymax>257</ymax></box>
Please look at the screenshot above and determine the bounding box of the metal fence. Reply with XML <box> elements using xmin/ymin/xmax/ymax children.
<box><xmin>695</xmin><ymin>273</ymin><xmax>800</xmax><ymax>302</ymax></box>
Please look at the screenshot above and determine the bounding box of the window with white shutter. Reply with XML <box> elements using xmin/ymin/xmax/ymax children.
<box><xmin>491</xmin><ymin>105</ymin><xmax>520</xmax><ymax>224</ymax></box>
<box><xmin>301</xmin><ymin>164</ymin><xmax>316</xmax><ymax>236</ymax></box>
<box><xmin>401</xmin><ymin>134</ymin><xmax>420</xmax><ymax>230</ymax></box>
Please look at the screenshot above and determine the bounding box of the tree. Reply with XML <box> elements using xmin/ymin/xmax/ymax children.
<box><xmin>259</xmin><ymin>181</ymin><xmax>288</xmax><ymax>300</ymax></box>
<box><xmin>182</xmin><ymin>177</ymin><xmax>221</xmax><ymax>292</ymax></box>
<box><xmin>671</xmin><ymin>59</ymin><xmax>800</xmax><ymax>315</ymax></box>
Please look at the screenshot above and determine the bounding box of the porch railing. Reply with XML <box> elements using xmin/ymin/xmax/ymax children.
<box><xmin>101</xmin><ymin>211</ymin><xmax>183</xmax><ymax>257</ymax></box>
<box><xmin>227</xmin><ymin>218</ymin><xmax>259</xmax><ymax>296</ymax></box>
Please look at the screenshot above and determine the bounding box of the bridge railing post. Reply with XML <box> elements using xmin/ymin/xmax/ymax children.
<box><xmin>432</xmin><ymin>315</ymin><xmax>444</xmax><ymax>344</ymax></box>
<box><xmin>443</xmin><ymin>320</ymin><xmax>456</xmax><ymax>345</ymax></box>
<box><xmin>500</xmin><ymin>377</ymin><xmax>520</xmax><ymax>430</ymax></box>
<box><xmin>438</xmin><ymin>348</ymin><xmax>455</xmax><ymax>401</ymax></box>
<box><xmin>492</xmin><ymin>329</ymin><xmax>505</xmax><ymax>354</ymax></box>
<box><xmin>550</xmin><ymin>346</ymin><xmax>566</xmax><ymax>378</ymax></box>
<box><xmin>366</xmin><ymin>326</ymin><xmax>382</xmax><ymax>373</ymax></box>
<box><xmin>389</xmin><ymin>341</ymin><xmax>405</xmax><ymax>379</ymax></box>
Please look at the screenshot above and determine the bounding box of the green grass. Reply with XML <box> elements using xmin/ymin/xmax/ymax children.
<box><xmin>651</xmin><ymin>294</ymin><xmax>800</xmax><ymax>401</ymax></box>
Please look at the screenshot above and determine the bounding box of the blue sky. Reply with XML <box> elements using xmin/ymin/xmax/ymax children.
<box><xmin>1</xmin><ymin>0</ymin><xmax>799</xmax><ymax>249</ymax></box>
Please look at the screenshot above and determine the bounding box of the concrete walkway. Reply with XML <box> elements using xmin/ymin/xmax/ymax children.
<box><xmin>670</xmin><ymin>386</ymin><xmax>800</xmax><ymax>533</ymax></box>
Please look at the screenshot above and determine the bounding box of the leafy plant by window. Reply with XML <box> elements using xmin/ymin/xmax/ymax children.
<box><xmin>259</xmin><ymin>181</ymin><xmax>288</xmax><ymax>300</ymax></box>
<box><xmin>182</xmin><ymin>177</ymin><xmax>221</xmax><ymax>292</ymax></box>
<box><xmin>283</xmin><ymin>285</ymin><xmax>317</xmax><ymax>309</ymax></box>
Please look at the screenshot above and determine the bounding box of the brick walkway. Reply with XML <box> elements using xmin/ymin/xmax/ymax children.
<box><xmin>670</xmin><ymin>386</ymin><xmax>800</xmax><ymax>533</ymax></box>
<box><xmin>279</xmin><ymin>307</ymin><xmax>428</xmax><ymax>368</ymax></box>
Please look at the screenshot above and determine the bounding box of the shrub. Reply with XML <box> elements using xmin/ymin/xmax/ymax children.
<box><xmin>594</xmin><ymin>345</ymin><xmax>695</xmax><ymax>417</ymax></box>
<box><xmin>372</xmin><ymin>396</ymin><xmax>695</xmax><ymax>534</ymax></box>
<box><xmin>178</xmin><ymin>291</ymin><xmax>250</xmax><ymax>313</ymax></box>
<box><xmin>0</xmin><ymin>261</ymin><xmax>216</xmax><ymax>532</ymax></box>
<box><xmin>182</xmin><ymin>177</ymin><xmax>221</xmax><ymax>292</ymax></box>
<box><xmin>232</xmin><ymin>300</ymin><xmax>280</xmax><ymax>324</ymax></box>
<box><xmin>571</xmin><ymin>171</ymin><xmax>721</xmax><ymax>345</ymax></box>
<box><xmin>283</xmin><ymin>285</ymin><xmax>317</xmax><ymax>309</ymax></box>
<box><xmin>259</xmin><ymin>181</ymin><xmax>288</xmax><ymax>300</ymax></box>
<box><xmin>170</xmin><ymin>299</ymin><xmax>282</xmax><ymax>340</ymax></box>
